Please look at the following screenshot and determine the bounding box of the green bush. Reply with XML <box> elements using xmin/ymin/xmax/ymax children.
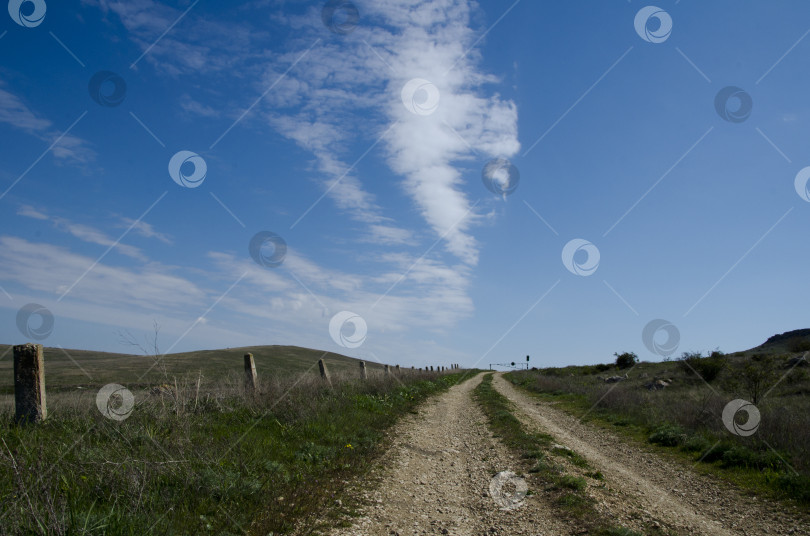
<box><xmin>681</xmin><ymin>434</ymin><xmax>713</xmax><ymax>453</ymax></box>
<box><xmin>776</xmin><ymin>473</ymin><xmax>810</xmax><ymax>502</ymax></box>
<box><xmin>613</xmin><ymin>352</ymin><xmax>638</xmax><ymax>370</ymax></box>
<box><xmin>648</xmin><ymin>424</ymin><xmax>685</xmax><ymax>447</ymax></box>
<box><xmin>677</xmin><ymin>352</ymin><xmax>727</xmax><ymax>382</ymax></box>
<box><xmin>699</xmin><ymin>441</ymin><xmax>735</xmax><ymax>463</ymax></box>
<box><xmin>721</xmin><ymin>446</ymin><xmax>783</xmax><ymax>471</ymax></box>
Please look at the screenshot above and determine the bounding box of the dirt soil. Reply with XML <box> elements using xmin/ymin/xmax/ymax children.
<box><xmin>324</xmin><ymin>373</ymin><xmax>810</xmax><ymax>536</ymax></box>
<box><xmin>325</xmin><ymin>373</ymin><xmax>571</xmax><ymax>535</ymax></box>
<box><xmin>492</xmin><ymin>373</ymin><xmax>810</xmax><ymax>536</ymax></box>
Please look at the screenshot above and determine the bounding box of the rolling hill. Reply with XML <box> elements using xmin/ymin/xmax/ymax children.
<box><xmin>733</xmin><ymin>328</ymin><xmax>810</xmax><ymax>357</ymax></box>
<box><xmin>0</xmin><ymin>344</ymin><xmax>390</xmax><ymax>391</ymax></box>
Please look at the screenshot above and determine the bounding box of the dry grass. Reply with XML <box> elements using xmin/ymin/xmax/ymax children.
<box><xmin>0</xmin><ymin>366</ymin><xmax>463</xmax><ymax>535</ymax></box>
<box><xmin>508</xmin><ymin>356</ymin><xmax>810</xmax><ymax>503</ymax></box>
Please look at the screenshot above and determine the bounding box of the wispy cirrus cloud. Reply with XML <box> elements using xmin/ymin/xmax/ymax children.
<box><xmin>72</xmin><ymin>0</ymin><xmax>519</xmax><ymax>353</ymax></box>
<box><xmin>259</xmin><ymin>0</ymin><xmax>520</xmax><ymax>264</ymax></box>
<box><xmin>16</xmin><ymin>205</ymin><xmax>172</xmax><ymax>260</ymax></box>
<box><xmin>0</xmin><ymin>85</ymin><xmax>95</xmax><ymax>164</ymax></box>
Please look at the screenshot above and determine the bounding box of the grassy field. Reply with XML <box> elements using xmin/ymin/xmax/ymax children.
<box><xmin>505</xmin><ymin>344</ymin><xmax>810</xmax><ymax>507</ymax></box>
<box><xmin>0</xmin><ymin>363</ymin><xmax>469</xmax><ymax>535</ymax></box>
<box><xmin>0</xmin><ymin>343</ymin><xmax>392</xmax><ymax>392</ymax></box>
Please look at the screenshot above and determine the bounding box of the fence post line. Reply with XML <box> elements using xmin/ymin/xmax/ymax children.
<box><xmin>359</xmin><ymin>360</ymin><xmax>367</xmax><ymax>380</ymax></box>
<box><xmin>318</xmin><ymin>358</ymin><xmax>331</xmax><ymax>386</ymax></box>
<box><xmin>244</xmin><ymin>353</ymin><xmax>258</xmax><ymax>393</ymax></box>
<box><xmin>14</xmin><ymin>343</ymin><xmax>46</xmax><ymax>424</ymax></box>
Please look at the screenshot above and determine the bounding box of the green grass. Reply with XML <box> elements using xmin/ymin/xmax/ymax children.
<box><xmin>0</xmin><ymin>370</ymin><xmax>469</xmax><ymax>535</ymax></box>
<box><xmin>472</xmin><ymin>373</ymin><xmax>649</xmax><ymax>536</ymax></box>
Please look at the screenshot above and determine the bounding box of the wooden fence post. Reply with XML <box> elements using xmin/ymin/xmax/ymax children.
<box><xmin>395</xmin><ymin>364</ymin><xmax>400</xmax><ymax>373</ymax></box>
<box><xmin>359</xmin><ymin>360</ymin><xmax>367</xmax><ymax>380</ymax></box>
<box><xmin>319</xmin><ymin>359</ymin><xmax>331</xmax><ymax>386</ymax></box>
<box><xmin>384</xmin><ymin>364</ymin><xmax>390</xmax><ymax>376</ymax></box>
<box><xmin>244</xmin><ymin>353</ymin><xmax>257</xmax><ymax>393</ymax></box>
<box><xmin>14</xmin><ymin>343</ymin><xmax>46</xmax><ymax>424</ymax></box>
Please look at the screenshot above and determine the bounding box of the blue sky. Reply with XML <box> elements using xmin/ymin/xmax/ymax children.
<box><xmin>1</xmin><ymin>0</ymin><xmax>809</xmax><ymax>369</ymax></box>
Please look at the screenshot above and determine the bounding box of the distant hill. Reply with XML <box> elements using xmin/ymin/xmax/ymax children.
<box><xmin>0</xmin><ymin>344</ymin><xmax>391</xmax><ymax>390</ymax></box>
<box><xmin>734</xmin><ymin>329</ymin><xmax>810</xmax><ymax>357</ymax></box>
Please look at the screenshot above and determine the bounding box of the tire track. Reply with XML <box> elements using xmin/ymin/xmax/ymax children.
<box><xmin>492</xmin><ymin>373</ymin><xmax>810</xmax><ymax>536</ymax></box>
<box><xmin>326</xmin><ymin>373</ymin><xmax>572</xmax><ymax>535</ymax></box>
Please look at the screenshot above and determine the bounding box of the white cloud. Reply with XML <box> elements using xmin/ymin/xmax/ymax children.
<box><xmin>83</xmin><ymin>0</ymin><xmax>263</xmax><ymax>76</ymax></box>
<box><xmin>179</xmin><ymin>94</ymin><xmax>220</xmax><ymax>118</ymax></box>
<box><xmin>0</xmin><ymin>85</ymin><xmax>95</xmax><ymax>164</ymax></box>
<box><xmin>0</xmin><ymin>236</ymin><xmax>205</xmax><ymax>310</ymax></box>
<box><xmin>0</xmin><ymin>235</ymin><xmax>473</xmax><ymax>364</ymax></box>
<box><xmin>16</xmin><ymin>206</ymin><xmax>171</xmax><ymax>260</ymax></box>
<box><xmin>259</xmin><ymin>0</ymin><xmax>520</xmax><ymax>265</ymax></box>
<box><xmin>17</xmin><ymin>205</ymin><xmax>48</xmax><ymax>220</ymax></box>
<box><xmin>67</xmin><ymin>0</ymin><xmax>522</xmax><ymax>363</ymax></box>
<box><xmin>119</xmin><ymin>218</ymin><xmax>173</xmax><ymax>245</ymax></box>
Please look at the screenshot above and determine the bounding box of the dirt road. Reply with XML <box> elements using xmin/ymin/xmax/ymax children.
<box><xmin>326</xmin><ymin>373</ymin><xmax>809</xmax><ymax>535</ymax></box>
<box><xmin>492</xmin><ymin>373</ymin><xmax>809</xmax><ymax>536</ymax></box>
<box><xmin>326</xmin><ymin>373</ymin><xmax>570</xmax><ymax>535</ymax></box>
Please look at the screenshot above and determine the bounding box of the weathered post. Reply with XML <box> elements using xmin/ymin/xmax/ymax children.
<box><xmin>384</xmin><ymin>364</ymin><xmax>390</xmax><ymax>375</ymax></box>
<box><xmin>395</xmin><ymin>364</ymin><xmax>400</xmax><ymax>373</ymax></box>
<box><xmin>14</xmin><ymin>343</ymin><xmax>46</xmax><ymax>424</ymax></box>
<box><xmin>318</xmin><ymin>359</ymin><xmax>331</xmax><ymax>386</ymax></box>
<box><xmin>430</xmin><ymin>366</ymin><xmax>433</xmax><ymax>372</ymax></box>
<box><xmin>359</xmin><ymin>360</ymin><xmax>367</xmax><ymax>380</ymax></box>
<box><xmin>244</xmin><ymin>353</ymin><xmax>257</xmax><ymax>393</ymax></box>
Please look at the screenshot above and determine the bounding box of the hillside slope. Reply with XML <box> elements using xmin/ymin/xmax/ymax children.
<box><xmin>0</xmin><ymin>344</ymin><xmax>387</xmax><ymax>389</ymax></box>
<box><xmin>735</xmin><ymin>328</ymin><xmax>810</xmax><ymax>356</ymax></box>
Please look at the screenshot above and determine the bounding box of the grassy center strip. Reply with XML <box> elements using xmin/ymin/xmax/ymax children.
<box><xmin>473</xmin><ymin>373</ymin><xmax>644</xmax><ymax>536</ymax></box>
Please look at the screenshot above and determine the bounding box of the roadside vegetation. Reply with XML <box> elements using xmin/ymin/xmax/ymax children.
<box><xmin>0</xmin><ymin>368</ymin><xmax>466</xmax><ymax>535</ymax></box>
<box><xmin>473</xmin><ymin>373</ymin><xmax>651</xmax><ymax>536</ymax></box>
<box><xmin>506</xmin><ymin>348</ymin><xmax>810</xmax><ymax>507</ymax></box>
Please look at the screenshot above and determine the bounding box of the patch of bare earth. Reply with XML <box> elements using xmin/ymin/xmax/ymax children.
<box><xmin>492</xmin><ymin>373</ymin><xmax>810</xmax><ymax>536</ymax></box>
<box><xmin>324</xmin><ymin>373</ymin><xmax>573</xmax><ymax>536</ymax></box>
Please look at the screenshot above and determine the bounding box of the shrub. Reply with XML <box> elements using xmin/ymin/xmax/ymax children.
<box><xmin>788</xmin><ymin>340</ymin><xmax>810</xmax><ymax>353</ymax></box>
<box><xmin>677</xmin><ymin>352</ymin><xmax>727</xmax><ymax>383</ymax></box>
<box><xmin>721</xmin><ymin>447</ymin><xmax>783</xmax><ymax>471</ymax></box>
<box><xmin>681</xmin><ymin>434</ymin><xmax>713</xmax><ymax>453</ymax></box>
<box><xmin>776</xmin><ymin>473</ymin><xmax>810</xmax><ymax>502</ymax></box>
<box><xmin>648</xmin><ymin>424</ymin><xmax>685</xmax><ymax>447</ymax></box>
<box><xmin>699</xmin><ymin>441</ymin><xmax>735</xmax><ymax>463</ymax></box>
<box><xmin>613</xmin><ymin>352</ymin><xmax>638</xmax><ymax>370</ymax></box>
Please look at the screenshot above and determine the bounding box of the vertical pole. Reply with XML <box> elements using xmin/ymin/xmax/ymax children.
<box><xmin>14</xmin><ymin>343</ymin><xmax>46</xmax><ymax>424</ymax></box>
<box><xmin>395</xmin><ymin>364</ymin><xmax>400</xmax><ymax>373</ymax></box>
<box><xmin>359</xmin><ymin>360</ymin><xmax>367</xmax><ymax>380</ymax></box>
<box><xmin>318</xmin><ymin>358</ymin><xmax>331</xmax><ymax>386</ymax></box>
<box><xmin>384</xmin><ymin>364</ymin><xmax>390</xmax><ymax>375</ymax></box>
<box><xmin>244</xmin><ymin>353</ymin><xmax>257</xmax><ymax>393</ymax></box>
